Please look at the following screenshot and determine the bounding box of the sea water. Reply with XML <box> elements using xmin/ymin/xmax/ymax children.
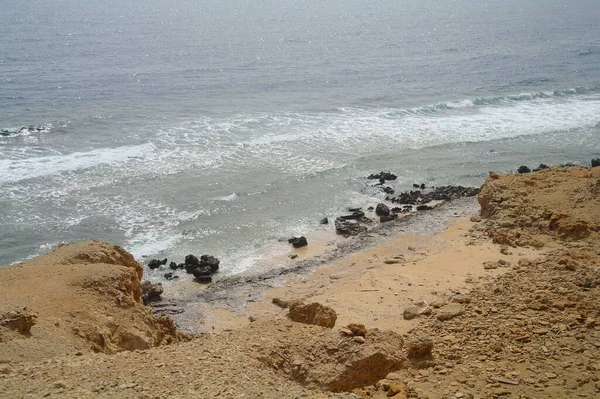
<box><xmin>1</xmin><ymin>0</ymin><xmax>599</xmax><ymax>272</ymax></box>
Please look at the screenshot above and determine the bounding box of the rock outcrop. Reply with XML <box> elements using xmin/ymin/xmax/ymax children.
<box><xmin>0</xmin><ymin>241</ymin><xmax>182</xmax><ymax>363</ymax></box>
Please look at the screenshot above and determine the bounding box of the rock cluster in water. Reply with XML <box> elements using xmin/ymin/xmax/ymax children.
<box><xmin>146</xmin><ymin>254</ymin><xmax>220</xmax><ymax>284</ymax></box>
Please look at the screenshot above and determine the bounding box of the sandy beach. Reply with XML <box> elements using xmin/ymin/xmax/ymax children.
<box><xmin>1</xmin><ymin>165</ymin><xmax>599</xmax><ymax>398</ymax></box>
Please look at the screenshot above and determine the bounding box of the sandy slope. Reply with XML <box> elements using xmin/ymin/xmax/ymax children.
<box><xmin>1</xmin><ymin>166</ymin><xmax>599</xmax><ymax>399</ymax></box>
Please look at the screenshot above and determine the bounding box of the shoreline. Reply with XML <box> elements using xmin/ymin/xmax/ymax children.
<box><xmin>155</xmin><ymin>195</ymin><xmax>483</xmax><ymax>333</ymax></box>
<box><xmin>1</xmin><ymin>165</ymin><xmax>599</xmax><ymax>398</ymax></box>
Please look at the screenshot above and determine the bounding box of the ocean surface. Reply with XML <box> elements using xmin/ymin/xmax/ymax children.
<box><xmin>2</xmin><ymin>0</ymin><xmax>600</xmax><ymax>273</ymax></box>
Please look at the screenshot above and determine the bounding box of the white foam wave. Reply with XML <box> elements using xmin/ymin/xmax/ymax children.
<box><xmin>215</xmin><ymin>193</ymin><xmax>238</xmax><ymax>202</ymax></box>
<box><xmin>0</xmin><ymin>143</ymin><xmax>156</xmax><ymax>185</ymax></box>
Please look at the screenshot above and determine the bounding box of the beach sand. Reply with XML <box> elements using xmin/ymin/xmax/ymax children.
<box><xmin>1</xmin><ymin>166</ymin><xmax>599</xmax><ymax>398</ymax></box>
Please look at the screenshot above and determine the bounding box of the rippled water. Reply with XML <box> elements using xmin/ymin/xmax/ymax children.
<box><xmin>1</xmin><ymin>0</ymin><xmax>599</xmax><ymax>271</ymax></box>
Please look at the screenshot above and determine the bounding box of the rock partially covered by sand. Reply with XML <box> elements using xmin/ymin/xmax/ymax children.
<box><xmin>0</xmin><ymin>308</ymin><xmax>37</xmax><ymax>336</ymax></box>
<box><xmin>0</xmin><ymin>241</ymin><xmax>182</xmax><ymax>363</ymax></box>
<box><xmin>254</xmin><ymin>319</ymin><xmax>405</xmax><ymax>392</ymax></box>
<box><xmin>288</xmin><ymin>302</ymin><xmax>337</xmax><ymax>328</ymax></box>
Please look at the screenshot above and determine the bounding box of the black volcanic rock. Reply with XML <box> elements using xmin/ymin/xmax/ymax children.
<box><xmin>380</xmin><ymin>214</ymin><xmax>398</xmax><ymax>223</ymax></box>
<box><xmin>592</xmin><ymin>158</ymin><xmax>600</xmax><ymax>168</ymax></box>
<box><xmin>517</xmin><ymin>165</ymin><xmax>531</xmax><ymax>174</ymax></box>
<box><xmin>288</xmin><ymin>236</ymin><xmax>308</xmax><ymax>248</ymax></box>
<box><xmin>368</xmin><ymin>171</ymin><xmax>397</xmax><ymax>181</ymax></box>
<box><xmin>375</xmin><ymin>203</ymin><xmax>390</xmax><ymax>216</ymax></box>
<box><xmin>147</xmin><ymin>258</ymin><xmax>167</xmax><ymax>269</ymax></box>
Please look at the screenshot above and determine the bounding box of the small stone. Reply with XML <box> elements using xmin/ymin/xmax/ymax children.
<box><xmin>353</xmin><ymin>336</ymin><xmax>366</xmax><ymax>344</ymax></box>
<box><xmin>492</xmin><ymin>388</ymin><xmax>512</xmax><ymax>396</ymax></box>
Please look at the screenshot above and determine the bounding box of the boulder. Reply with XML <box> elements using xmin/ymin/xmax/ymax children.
<box><xmin>592</xmin><ymin>158</ymin><xmax>600</xmax><ymax>168</ymax></box>
<box><xmin>533</xmin><ymin>163</ymin><xmax>549</xmax><ymax>172</ymax></box>
<box><xmin>184</xmin><ymin>254</ymin><xmax>200</xmax><ymax>267</ymax></box>
<box><xmin>288</xmin><ymin>302</ymin><xmax>337</xmax><ymax>328</ymax></box>
<box><xmin>375</xmin><ymin>203</ymin><xmax>390</xmax><ymax>216</ymax></box>
<box><xmin>168</xmin><ymin>261</ymin><xmax>178</xmax><ymax>270</ymax></box>
<box><xmin>416</xmin><ymin>204</ymin><xmax>433</xmax><ymax>211</ymax></box>
<box><xmin>517</xmin><ymin>165</ymin><xmax>531</xmax><ymax>174</ymax></box>
<box><xmin>381</xmin><ymin>186</ymin><xmax>394</xmax><ymax>195</ymax></box>
<box><xmin>288</xmin><ymin>236</ymin><xmax>308</xmax><ymax>248</ymax></box>
<box><xmin>147</xmin><ymin>258</ymin><xmax>167</xmax><ymax>269</ymax></box>
<box><xmin>320</xmin><ymin>217</ymin><xmax>329</xmax><ymax>225</ymax></box>
<box><xmin>200</xmin><ymin>255</ymin><xmax>220</xmax><ymax>273</ymax></box>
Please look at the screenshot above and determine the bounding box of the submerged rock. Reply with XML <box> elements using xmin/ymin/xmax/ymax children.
<box><xmin>320</xmin><ymin>217</ymin><xmax>329</xmax><ymax>225</ymax></box>
<box><xmin>368</xmin><ymin>171</ymin><xmax>397</xmax><ymax>181</ymax></box>
<box><xmin>147</xmin><ymin>258</ymin><xmax>167</xmax><ymax>269</ymax></box>
<box><xmin>339</xmin><ymin>210</ymin><xmax>365</xmax><ymax>220</ymax></box>
<box><xmin>380</xmin><ymin>214</ymin><xmax>398</xmax><ymax>223</ymax></box>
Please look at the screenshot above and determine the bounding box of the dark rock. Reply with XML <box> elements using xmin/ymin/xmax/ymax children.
<box><xmin>412</xmin><ymin>184</ymin><xmax>420</xmax><ymax>188</ymax></box>
<box><xmin>387</xmin><ymin>186</ymin><xmax>479</xmax><ymax>205</ymax></box>
<box><xmin>420</xmin><ymin>183</ymin><xmax>426</xmax><ymax>190</ymax></box>
<box><xmin>348</xmin><ymin>207</ymin><xmax>362</xmax><ymax>212</ymax></box>
<box><xmin>184</xmin><ymin>263</ymin><xmax>198</xmax><ymax>274</ymax></box>
<box><xmin>288</xmin><ymin>236</ymin><xmax>308</xmax><ymax>248</ymax></box>
<box><xmin>368</xmin><ymin>171</ymin><xmax>397</xmax><ymax>181</ymax></box>
<box><xmin>169</xmin><ymin>261</ymin><xmax>178</xmax><ymax>270</ymax></box>
<box><xmin>533</xmin><ymin>163</ymin><xmax>549</xmax><ymax>172</ymax></box>
<box><xmin>339</xmin><ymin>211</ymin><xmax>365</xmax><ymax>220</ymax></box>
<box><xmin>192</xmin><ymin>266</ymin><xmax>211</xmax><ymax>278</ymax></box>
<box><xmin>194</xmin><ymin>275</ymin><xmax>212</xmax><ymax>284</ymax></box>
<box><xmin>147</xmin><ymin>258</ymin><xmax>167</xmax><ymax>269</ymax></box>
<box><xmin>517</xmin><ymin>165</ymin><xmax>531</xmax><ymax>174</ymax></box>
<box><xmin>375</xmin><ymin>203</ymin><xmax>390</xmax><ymax>216</ymax></box>
<box><xmin>176</xmin><ymin>263</ymin><xmax>185</xmax><ymax>269</ymax></box>
<box><xmin>561</xmin><ymin>162</ymin><xmax>576</xmax><ymax>167</ymax></box>
<box><xmin>335</xmin><ymin>218</ymin><xmax>368</xmax><ymax>237</ymax></box>
<box><xmin>184</xmin><ymin>254</ymin><xmax>200</xmax><ymax>267</ymax></box>
<box><xmin>320</xmin><ymin>217</ymin><xmax>329</xmax><ymax>225</ymax></box>
<box><xmin>141</xmin><ymin>281</ymin><xmax>163</xmax><ymax>304</ymax></box>
<box><xmin>592</xmin><ymin>158</ymin><xmax>600</xmax><ymax>168</ymax></box>
<box><xmin>163</xmin><ymin>272</ymin><xmax>173</xmax><ymax>280</ymax></box>
<box><xmin>381</xmin><ymin>186</ymin><xmax>394</xmax><ymax>195</ymax></box>
<box><xmin>200</xmin><ymin>255</ymin><xmax>220</xmax><ymax>273</ymax></box>
<box><xmin>416</xmin><ymin>205</ymin><xmax>433</xmax><ymax>211</ymax></box>
<box><xmin>289</xmin><ymin>254</ymin><xmax>298</xmax><ymax>260</ymax></box>
<box><xmin>380</xmin><ymin>214</ymin><xmax>398</xmax><ymax>223</ymax></box>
